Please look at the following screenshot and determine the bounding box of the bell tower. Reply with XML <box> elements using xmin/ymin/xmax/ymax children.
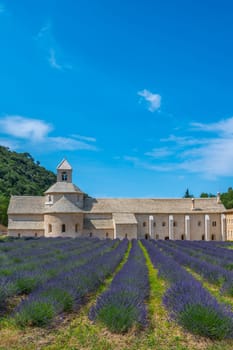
<box><xmin>56</xmin><ymin>159</ymin><xmax>72</xmax><ymax>183</ymax></box>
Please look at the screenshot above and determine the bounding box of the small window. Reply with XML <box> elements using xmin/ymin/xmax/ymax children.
<box><xmin>75</xmin><ymin>224</ymin><xmax>79</xmax><ymax>233</ymax></box>
<box><xmin>173</xmin><ymin>221</ymin><xmax>177</xmax><ymax>227</ymax></box>
<box><xmin>211</xmin><ymin>234</ymin><xmax>215</xmax><ymax>241</ymax></box>
<box><xmin>164</xmin><ymin>236</ymin><xmax>169</xmax><ymax>240</ymax></box>
<box><xmin>198</xmin><ymin>221</ymin><xmax>201</xmax><ymax>227</ymax></box>
<box><xmin>17</xmin><ymin>233</ymin><xmax>21</xmax><ymax>238</ymax></box>
<box><xmin>212</xmin><ymin>221</ymin><xmax>217</xmax><ymax>227</ymax></box>
<box><xmin>34</xmin><ymin>233</ymin><xmax>38</xmax><ymax>238</ymax></box>
<box><xmin>48</xmin><ymin>224</ymin><xmax>52</xmax><ymax>233</ymax></box>
<box><xmin>125</xmin><ymin>233</ymin><xmax>128</xmax><ymax>238</ymax></box>
<box><xmin>153</xmin><ymin>222</ymin><xmax>156</xmax><ymax>227</ymax></box>
<box><xmin>162</xmin><ymin>222</ymin><xmax>166</xmax><ymax>227</ymax></box>
<box><xmin>61</xmin><ymin>172</ymin><xmax>68</xmax><ymax>181</ymax></box>
<box><xmin>62</xmin><ymin>224</ymin><xmax>66</xmax><ymax>233</ymax></box>
<box><xmin>155</xmin><ymin>234</ymin><xmax>159</xmax><ymax>240</ymax></box>
<box><xmin>202</xmin><ymin>234</ymin><xmax>205</xmax><ymax>241</ymax></box>
<box><xmin>143</xmin><ymin>222</ymin><xmax>146</xmax><ymax>227</ymax></box>
<box><xmin>106</xmin><ymin>232</ymin><xmax>109</xmax><ymax>238</ymax></box>
<box><xmin>89</xmin><ymin>232</ymin><xmax>93</xmax><ymax>237</ymax></box>
<box><xmin>145</xmin><ymin>234</ymin><xmax>149</xmax><ymax>240</ymax></box>
<box><xmin>181</xmin><ymin>234</ymin><xmax>185</xmax><ymax>240</ymax></box>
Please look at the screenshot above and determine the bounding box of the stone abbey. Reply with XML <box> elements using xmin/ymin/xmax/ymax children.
<box><xmin>7</xmin><ymin>159</ymin><xmax>233</xmax><ymax>240</ymax></box>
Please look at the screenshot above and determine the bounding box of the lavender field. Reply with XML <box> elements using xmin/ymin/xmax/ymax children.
<box><xmin>1</xmin><ymin>237</ymin><xmax>233</xmax><ymax>350</ymax></box>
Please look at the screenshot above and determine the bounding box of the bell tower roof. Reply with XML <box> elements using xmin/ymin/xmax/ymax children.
<box><xmin>57</xmin><ymin>159</ymin><xmax>72</xmax><ymax>170</ymax></box>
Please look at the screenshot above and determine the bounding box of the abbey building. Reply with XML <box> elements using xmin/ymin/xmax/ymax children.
<box><xmin>7</xmin><ymin>159</ymin><xmax>233</xmax><ymax>240</ymax></box>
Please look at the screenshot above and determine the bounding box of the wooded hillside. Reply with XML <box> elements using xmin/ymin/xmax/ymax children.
<box><xmin>0</xmin><ymin>146</ymin><xmax>56</xmax><ymax>226</ymax></box>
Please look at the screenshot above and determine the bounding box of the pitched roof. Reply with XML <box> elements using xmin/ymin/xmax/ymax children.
<box><xmin>84</xmin><ymin>197</ymin><xmax>225</xmax><ymax>214</ymax></box>
<box><xmin>7</xmin><ymin>196</ymin><xmax>45</xmax><ymax>214</ymax></box>
<box><xmin>84</xmin><ymin>218</ymin><xmax>113</xmax><ymax>230</ymax></box>
<box><xmin>45</xmin><ymin>196</ymin><xmax>83</xmax><ymax>213</ymax></box>
<box><xmin>45</xmin><ymin>182</ymin><xmax>83</xmax><ymax>194</ymax></box>
<box><xmin>8</xmin><ymin>221</ymin><xmax>44</xmax><ymax>230</ymax></box>
<box><xmin>113</xmin><ymin>213</ymin><xmax>137</xmax><ymax>224</ymax></box>
<box><xmin>56</xmin><ymin>159</ymin><xmax>72</xmax><ymax>170</ymax></box>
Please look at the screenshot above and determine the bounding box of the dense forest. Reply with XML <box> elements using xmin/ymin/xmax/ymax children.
<box><xmin>0</xmin><ymin>146</ymin><xmax>56</xmax><ymax>226</ymax></box>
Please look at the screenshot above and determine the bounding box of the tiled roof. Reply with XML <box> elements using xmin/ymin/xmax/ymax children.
<box><xmin>113</xmin><ymin>213</ymin><xmax>137</xmax><ymax>224</ymax></box>
<box><xmin>7</xmin><ymin>196</ymin><xmax>45</xmax><ymax>214</ymax></box>
<box><xmin>84</xmin><ymin>218</ymin><xmax>113</xmax><ymax>229</ymax></box>
<box><xmin>84</xmin><ymin>197</ymin><xmax>225</xmax><ymax>214</ymax></box>
<box><xmin>45</xmin><ymin>182</ymin><xmax>83</xmax><ymax>194</ymax></box>
<box><xmin>56</xmin><ymin>159</ymin><xmax>72</xmax><ymax>170</ymax></box>
<box><xmin>45</xmin><ymin>196</ymin><xmax>83</xmax><ymax>213</ymax></box>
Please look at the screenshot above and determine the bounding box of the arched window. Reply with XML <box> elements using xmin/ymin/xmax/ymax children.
<box><xmin>211</xmin><ymin>234</ymin><xmax>215</xmax><ymax>241</ymax></box>
<box><xmin>75</xmin><ymin>224</ymin><xmax>79</xmax><ymax>233</ymax></box>
<box><xmin>89</xmin><ymin>232</ymin><xmax>93</xmax><ymax>237</ymax></box>
<box><xmin>162</xmin><ymin>222</ymin><xmax>166</xmax><ymax>227</ymax></box>
<box><xmin>202</xmin><ymin>234</ymin><xmax>205</xmax><ymax>241</ymax></box>
<box><xmin>198</xmin><ymin>221</ymin><xmax>201</xmax><ymax>226</ymax></box>
<box><xmin>153</xmin><ymin>222</ymin><xmax>156</xmax><ymax>227</ymax></box>
<box><xmin>62</xmin><ymin>224</ymin><xmax>66</xmax><ymax>233</ymax></box>
<box><xmin>145</xmin><ymin>234</ymin><xmax>149</xmax><ymax>240</ymax></box>
<box><xmin>143</xmin><ymin>222</ymin><xmax>146</xmax><ymax>227</ymax></box>
<box><xmin>212</xmin><ymin>221</ymin><xmax>217</xmax><ymax>227</ymax></box>
<box><xmin>181</xmin><ymin>234</ymin><xmax>185</xmax><ymax>240</ymax></box>
<box><xmin>125</xmin><ymin>233</ymin><xmax>128</xmax><ymax>239</ymax></box>
<box><xmin>173</xmin><ymin>221</ymin><xmax>177</xmax><ymax>227</ymax></box>
<box><xmin>61</xmin><ymin>172</ymin><xmax>68</xmax><ymax>181</ymax></box>
<box><xmin>48</xmin><ymin>224</ymin><xmax>52</xmax><ymax>233</ymax></box>
<box><xmin>106</xmin><ymin>232</ymin><xmax>109</xmax><ymax>238</ymax></box>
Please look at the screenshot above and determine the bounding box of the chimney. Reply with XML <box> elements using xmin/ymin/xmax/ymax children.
<box><xmin>191</xmin><ymin>198</ymin><xmax>195</xmax><ymax>210</ymax></box>
<box><xmin>217</xmin><ymin>192</ymin><xmax>221</xmax><ymax>204</ymax></box>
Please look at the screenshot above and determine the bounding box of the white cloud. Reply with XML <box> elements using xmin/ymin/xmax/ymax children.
<box><xmin>71</xmin><ymin>134</ymin><xmax>96</xmax><ymax>142</ymax></box>
<box><xmin>36</xmin><ymin>22</ymin><xmax>72</xmax><ymax>71</ymax></box>
<box><xmin>0</xmin><ymin>115</ymin><xmax>97</xmax><ymax>152</ymax></box>
<box><xmin>145</xmin><ymin>147</ymin><xmax>173</xmax><ymax>158</ymax></box>
<box><xmin>0</xmin><ymin>116</ymin><xmax>52</xmax><ymax>141</ymax></box>
<box><xmin>191</xmin><ymin>117</ymin><xmax>233</xmax><ymax>136</ymax></box>
<box><xmin>138</xmin><ymin>89</ymin><xmax>161</xmax><ymax>112</ymax></box>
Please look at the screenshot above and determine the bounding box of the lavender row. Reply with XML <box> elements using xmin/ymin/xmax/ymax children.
<box><xmin>14</xmin><ymin>239</ymin><xmax>128</xmax><ymax>327</ymax></box>
<box><xmin>142</xmin><ymin>240</ymin><xmax>233</xmax><ymax>339</ymax></box>
<box><xmin>0</xmin><ymin>239</ymin><xmax>113</xmax><ymax>310</ymax></box>
<box><xmin>89</xmin><ymin>240</ymin><xmax>149</xmax><ymax>333</ymax></box>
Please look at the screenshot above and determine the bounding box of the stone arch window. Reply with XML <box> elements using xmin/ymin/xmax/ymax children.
<box><xmin>162</xmin><ymin>222</ymin><xmax>166</xmax><ymax>227</ymax></box>
<box><xmin>181</xmin><ymin>234</ymin><xmax>185</xmax><ymax>240</ymax></box>
<box><xmin>198</xmin><ymin>221</ymin><xmax>201</xmax><ymax>227</ymax></box>
<box><xmin>62</xmin><ymin>224</ymin><xmax>66</xmax><ymax>233</ymax></box>
<box><xmin>212</xmin><ymin>221</ymin><xmax>217</xmax><ymax>227</ymax></box>
<box><xmin>75</xmin><ymin>224</ymin><xmax>79</xmax><ymax>233</ymax></box>
<box><xmin>173</xmin><ymin>221</ymin><xmax>177</xmax><ymax>227</ymax></box>
<box><xmin>125</xmin><ymin>233</ymin><xmax>128</xmax><ymax>239</ymax></box>
<box><xmin>143</xmin><ymin>222</ymin><xmax>146</xmax><ymax>227</ymax></box>
<box><xmin>89</xmin><ymin>232</ymin><xmax>93</xmax><ymax>237</ymax></box>
<box><xmin>153</xmin><ymin>222</ymin><xmax>156</xmax><ymax>227</ymax></box>
<box><xmin>106</xmin><ymin>232</ymin><xmax>109</xmax><ymax>238</ymax></box>
<box><xmin>211</xmin><ymin>234</ymin><xmax>215</xmax><ymax>241</ymax></box>
<box><xmin>61</xmin><ymin>172</ymin><xmax>68</xmax><ymax>181</ymax></box>
<box><xmin>201</xmin><ymin>234</ymin><xmax>205</xmax><ymax>240</ymax></box>
<box><xmin>155</xmin><ymin>234</ymin><xmax>159</xmax><ymax>240</ymax></box>
<box><xmin>48</xmin><ymin>224</ymin><xmax>52</xmax><ymax>233</ymax></box>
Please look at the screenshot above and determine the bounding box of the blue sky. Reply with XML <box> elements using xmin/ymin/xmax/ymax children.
<box><xmin>1</xmin><ymin>1</ymin><xmax>233</xmax><ymax>198</ymax></box>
